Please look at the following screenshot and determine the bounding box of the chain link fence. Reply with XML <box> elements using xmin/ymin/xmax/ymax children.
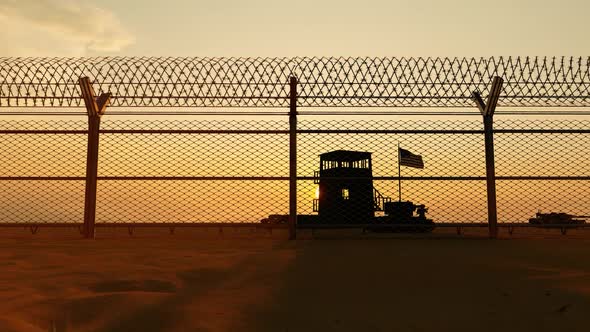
<box><xmin>1</xmin><ymin>117</ymin><xmax>588</xmax><ymax>230</ymax></box>
<box><xmin>1</xmin><ymin>56</ymin><xmax>589</xmax><ymax>237</ymax></box>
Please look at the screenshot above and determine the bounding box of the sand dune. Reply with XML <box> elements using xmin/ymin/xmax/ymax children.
<box><xmin>0</xmin><ymin>227</ymin><xmax>589</xmax><ymax>331</ymax></box>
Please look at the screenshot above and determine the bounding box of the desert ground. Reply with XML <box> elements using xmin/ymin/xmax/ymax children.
<box><xmin>0</xmin><ymin>226</ymin><xmax>589</xmax><ymax>332</ymax></box>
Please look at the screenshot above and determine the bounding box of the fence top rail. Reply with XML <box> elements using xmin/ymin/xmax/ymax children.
<box><xmin>0</xmin><ymin>56</ymin><xmax>589</xmax><ymax>111</ymax></box>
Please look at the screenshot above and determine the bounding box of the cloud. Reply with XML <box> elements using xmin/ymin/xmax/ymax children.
<box><xmin>0</xmin><ymin>0</ymin><xmax>134</xmax><ymax>56</ymax></box>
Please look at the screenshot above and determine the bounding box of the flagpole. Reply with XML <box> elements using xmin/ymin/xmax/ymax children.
<box><xmin>398</xmin><ymin>143</ymin><xmax>401</xmax><ymax>202</ymax></box>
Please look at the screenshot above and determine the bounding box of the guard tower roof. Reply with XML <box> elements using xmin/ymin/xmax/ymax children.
<box><xmin>320</xmin><ymin>150</ymin><xmax>372</xmax><ymax>162</ymax></box>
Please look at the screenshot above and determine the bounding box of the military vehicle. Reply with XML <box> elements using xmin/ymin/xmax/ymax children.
<box><xmin>528</xmin><ymin>212</ymin><xmax>588</xmax><ymax>225</ymax></box>
<box><xmin>368</xmin><ymin>201</ymin><xmax>435</xmax><ymax>233</ymax></box>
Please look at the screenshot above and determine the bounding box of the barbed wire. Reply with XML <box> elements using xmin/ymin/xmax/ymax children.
<box><xmin>0</xmin><ymin>56</ymin><xmax>588</xmax><ymax>109</ymax></box>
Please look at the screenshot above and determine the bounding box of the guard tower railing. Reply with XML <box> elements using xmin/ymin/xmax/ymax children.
<box><xmin>373</xmin><ymin>188</ymin><xmax>392</xmax><ymax>212</ymax></box>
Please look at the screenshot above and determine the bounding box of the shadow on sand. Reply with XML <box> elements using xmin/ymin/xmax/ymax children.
<box><xmin>244</xmin><ymin>237</ymin><xmax>590</xmax><ymax>332</ymax></box>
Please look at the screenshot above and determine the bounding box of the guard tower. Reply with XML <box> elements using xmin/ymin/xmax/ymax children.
<box><xmin>313</xmin><ymin>150</ymin><xmax>376</xmax><ymax>223</ymax></box>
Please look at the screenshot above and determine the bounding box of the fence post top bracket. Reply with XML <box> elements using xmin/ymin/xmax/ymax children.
<box><xmin>472</xmin><ymin>76</ymin><xmax>504</xmax><ymax>117</ymax></box>
<box><xmin>79</xmin><ymin>76</ymin><xmax>111</xmax><ymax>117</ymax></box>
<box><xmin>471</xmin><ymin>91</ymin><xmax>487</xmax><ymax>116</ymax></box>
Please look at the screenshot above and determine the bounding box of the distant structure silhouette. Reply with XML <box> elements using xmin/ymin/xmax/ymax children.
<box><xmin>306</xmin><ymin>149</ymin><xmax>433</xmax><ymax>232</ymax></box>
<box><xmin>314</xmin><ymin>150</ymin><xmax>376</xmax><ymax>224</ymax></box>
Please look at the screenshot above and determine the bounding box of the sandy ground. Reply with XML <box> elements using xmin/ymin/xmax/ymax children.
<box><xmin>0</xmin><ymin>227</ymin><xmax>589</xmax><ymax>332</ymax></box>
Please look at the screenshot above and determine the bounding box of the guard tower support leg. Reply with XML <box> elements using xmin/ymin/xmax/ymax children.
<box><xmin>472</xmin><ymin>76</ymin><xmax>503</xmax><ymax>239</ymax></box>
<box><xmin>288</xmin><ymin>76</ymin><xmax>298</xmax><ymax>240</ymax></box>
<box><xmin>80</xmin><ymin>77</ymin><xmax>111</xmax><ymax>239</ymax></box>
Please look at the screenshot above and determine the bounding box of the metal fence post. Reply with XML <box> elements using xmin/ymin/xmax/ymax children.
<box><xmin>79</xmin><ymin>77</ymin><xmax>110</xmax><ymax>239</ymax></box>
<box><xmin>483</xmin><ymin>114</ymin><xmax>498</xmax><ymax>238</ymax></box>
<box><xmin>472</xmin><ymin>76</ymin><xmax>503</xmax><ymax>239</ymax></box>
<box><xmin>289</xmin><ymin>76</ymin><xmax>298</xmax><ymax>240</ymax></box>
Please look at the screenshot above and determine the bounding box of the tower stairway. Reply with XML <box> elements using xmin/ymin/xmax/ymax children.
<box><xmin>373</xmin><ymin>187</ymin><xmax>391</xmax><ymax>211</ymax></box>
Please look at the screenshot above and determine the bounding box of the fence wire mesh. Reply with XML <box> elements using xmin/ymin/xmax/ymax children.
<box><xmin>494</xmin><ymin>120</ymin><xmax>590</xmax><ymax>223</ymax></box>
<box><xmin>0</xmin><ymin>118</ymin><xmax>588</xmax><ymax>227</ymax></box>
<box><xmin>97</xmin><ymin>119</ymin><xmax>289</xmax><ymax>223</ymax></box>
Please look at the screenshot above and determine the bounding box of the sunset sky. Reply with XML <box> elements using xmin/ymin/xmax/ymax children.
<box><xmin>0</xmin><ymin>0</ymin><xmax>588</xmax><ymax>225</ymax></box>
<box><xmin>0</xmin><ymin>0</ymin><xmax>589</xmax><ymax>57</ymax></box>
<box><xmin>1</xmin><ymin>4</ymin><xmax>590</xmax><ymax>331</ymax></box>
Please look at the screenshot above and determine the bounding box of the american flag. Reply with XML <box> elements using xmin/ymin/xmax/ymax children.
<box><xmin>399</xmin><ymin>148</ymin><xmax>424</xmax><ymax>169</ymax></box>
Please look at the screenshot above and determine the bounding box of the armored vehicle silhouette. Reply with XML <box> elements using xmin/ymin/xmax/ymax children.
<box><xmin>369</xmin><ymin>201</ymin><xmax>435</xmax><ymax>233</ymax></box>
<box><xmin>528</xmin><ymin>212</ymin><xmax>588</xmax><ymax>225</ymax></box>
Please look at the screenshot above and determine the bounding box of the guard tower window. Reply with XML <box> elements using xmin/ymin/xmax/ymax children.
<box><xmin>341</xmin><ymin>188</ymin><xmax>350</xmax><ymax>200</ymax></box>
<box><xmin>322</xmin><ymin>160</ymin><xmax>340</xmax><ymax>170</ymax></box>
<box><xmin>350</xmin><ymin>159</ymin><xmax>368</xmax><ymax>169</ymax></box>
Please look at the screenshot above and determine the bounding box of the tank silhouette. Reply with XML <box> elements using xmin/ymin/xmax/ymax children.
<box><xmin>261</xmin><ymin>150</ymin><xmax>435</xmax><ymax>232</ymax></box>
<box><xmin>528</xmin><ymin>212</ymin><xmax>589</xmax><ymax>225</ymax></box>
